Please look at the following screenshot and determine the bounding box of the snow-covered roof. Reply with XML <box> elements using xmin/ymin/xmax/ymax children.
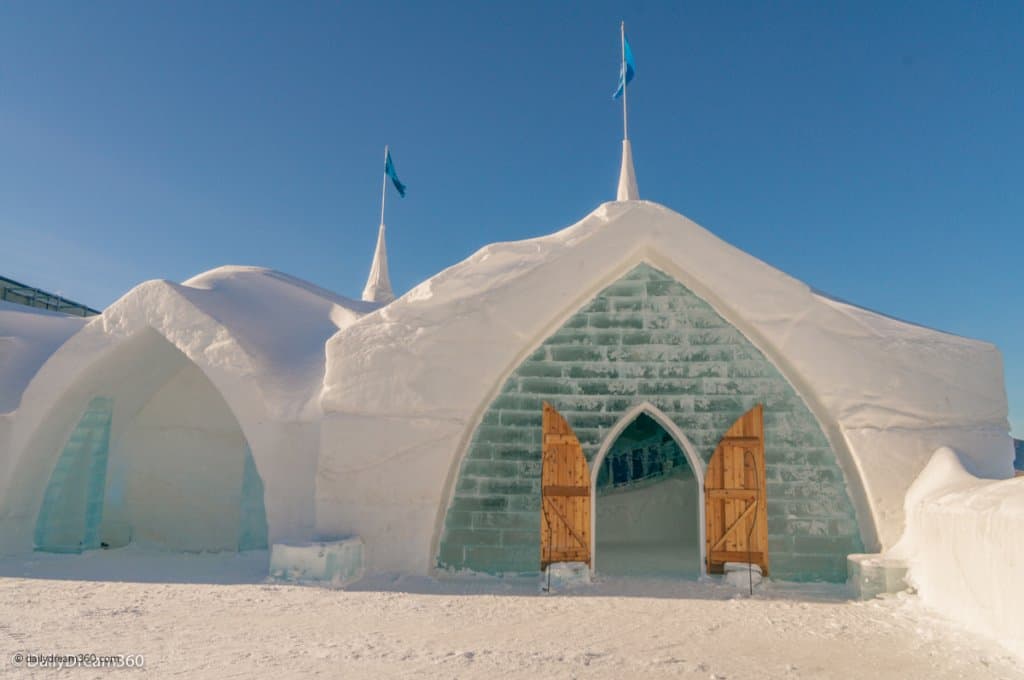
<box><xmin>4</xmin><ymin>266</ymin><xmax>377</xmax><ymax>422</ymax></box>
<box><xmin>175</xmin><ymin>266</ymin><xmax>380</xmax><ymax>414</ymax></box>
<box><xmin>322</xmin><ymin>200</ymin><xmax>1005</xmax><ymax>429</ymax></box>
<box><xmin>320</xmin><ymin>200</ymin><xmax>1011</xmax><ymax>550</ymax></box>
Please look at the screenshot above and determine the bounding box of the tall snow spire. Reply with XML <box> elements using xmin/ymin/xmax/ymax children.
<box><xmin>614</xmin><ymin>21</ymin><xmax>639</xmax><ymax>201</ymax></box>
<box><xmin>363</xmin><ymin>145</ymin><xmax>403</xmax><ymax>304</ymax></box>
<box><xmin>362</xmin><ymin>221</ymin><xmax>394</xmax><ymax>303</ymax></box>
<box><xmin>617</xmin><ymin>139</ymin><xmax>639</xmax><ymax>201</ymax></box>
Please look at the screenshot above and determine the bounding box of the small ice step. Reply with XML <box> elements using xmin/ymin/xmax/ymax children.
<box><xmin>542</xmin><ymin>561</ymin><xmax>591</xmax><ymax>592</ymax></box>
<box><xmin>847</xmin><ymin>553</ymin><xmax>908</xmax><ymax>599</ymax></box>
<box><xmin>723</xmin><ymin>561</ymin><xmax>763</xmax><ymax>590</ymax></box>
<box><xmin>269</xmin><ymin>537</ymin><xmax>364</xmax><ymax>586</ymax></box>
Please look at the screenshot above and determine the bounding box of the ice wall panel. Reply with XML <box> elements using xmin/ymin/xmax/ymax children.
<box><xmin>34</xmin><ymin>396</ymin><xmax>113</xmax><ymax>553</ymax></box>
<box><xmin>239</xmin><ymin>444</ymin><xmax>269</xmax><ymax>551</ymax></box>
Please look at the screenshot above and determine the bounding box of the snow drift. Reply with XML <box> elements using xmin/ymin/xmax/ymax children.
<box><xmin>896</xmin><ymin>446</ymin><xmax>1024</xmax><ymax>658</ymax></box>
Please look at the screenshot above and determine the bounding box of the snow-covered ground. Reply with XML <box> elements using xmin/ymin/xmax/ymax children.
<box><xmin>0</xmin><ymin>549</ymin><xmax>1020</xmax><ymax>679</ymax></box>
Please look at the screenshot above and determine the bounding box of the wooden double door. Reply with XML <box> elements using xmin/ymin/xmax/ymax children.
<box><xmin>539</xmin><ymin>402</ymin><xmax>768</xmax><ymax>575</ymax></box>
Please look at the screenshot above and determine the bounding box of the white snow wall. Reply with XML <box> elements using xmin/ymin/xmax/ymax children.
<box><xmin>897</xmin><ymin>447</ymin><xmax>1024</xmax><ymax>658</ymax></box>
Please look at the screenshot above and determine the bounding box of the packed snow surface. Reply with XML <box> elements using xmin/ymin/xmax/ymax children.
<box><xmin>1</xmin><ymin>549</ymin><xmax>1021</xmax><ymax>679</ymax></box>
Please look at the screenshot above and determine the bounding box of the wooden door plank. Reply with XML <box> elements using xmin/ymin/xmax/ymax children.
<box><xmin>708</xmin><ymin>489</ymin><xmax>757</xmax><ymax>500</ymax></box>
<box><xmin>710</xmin><ymin>500</ymin><xmax>757</xmax><ymax>551</ymax></box>
<box><xmin>709</xmin><ymin>550</ymin><xmax>766</xmax><ymax>563</ymax></box>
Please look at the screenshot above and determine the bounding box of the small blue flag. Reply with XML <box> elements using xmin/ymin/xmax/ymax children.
<box><xmin>612</xmin><ymin>34</ymin><xmax>636</xmax><ymax>100</ymax></box>
<box><xmin>385</xmin><ymin>149</ymin><xmax>406</xmax><ymax>197</ymax></box>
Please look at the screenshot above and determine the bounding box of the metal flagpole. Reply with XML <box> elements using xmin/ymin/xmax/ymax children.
<box><xmin>380</xmin><ymin>145</ymin><xmax>389</xmax><ymax>226</ymax></box>
<box><xmin>621</xmin><ymin>21</ymin><xmax>628</xmax><ymax>141</ymax></box>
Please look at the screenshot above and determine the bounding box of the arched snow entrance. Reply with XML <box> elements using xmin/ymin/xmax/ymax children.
<box><xmin>32</xmin><ymin>329</ymin><xmax>268</xmax><ymax>554</ymax></box>
<box><xmin>591</xmin><ymin>407</ymin><xmax>704</xmax><ymax>578</ymax></box>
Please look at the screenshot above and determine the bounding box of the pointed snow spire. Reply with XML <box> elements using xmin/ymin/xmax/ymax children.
<box><xmin>362</xmin><ymin>222</ymin><xmax>394</xmax><ymax>304</ymax></box>
<box><xmin>363</xmin><ymin>145</ymin><xmax>403</xmax><ymax>304</ymax></box>
<box><xmin>614</xmin><ymin>22</ymin><xmax>639</xmax><ymax>201</ymax></box>
<box><xmin>617</xmin><ymin>139</ymin><xmax>639</xmax><ymax>201</ymax></box>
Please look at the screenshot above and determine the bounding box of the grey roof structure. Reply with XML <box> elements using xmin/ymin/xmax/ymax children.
<box><xmin>0</xmin><ymin>275</ymin><xmax>99</xmax><ymax>317</ymax></box>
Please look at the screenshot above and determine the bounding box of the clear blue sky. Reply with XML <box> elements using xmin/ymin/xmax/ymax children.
<box><xmin>1</xmin><ymin>2</ymin><xmax>1021</xmax><ymax>435</ymax></box>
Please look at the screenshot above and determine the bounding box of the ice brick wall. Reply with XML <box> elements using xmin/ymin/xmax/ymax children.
<box><xmin>34</xmin><ymin>396</ymin><xmax>113</xmax><ymax>553</ymax></box>
<box><xmin>437</xmin><ymin>264</ymin><xmax>863</xmax><ymax>581</ymax></box>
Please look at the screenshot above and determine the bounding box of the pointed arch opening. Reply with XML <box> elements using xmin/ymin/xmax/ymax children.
<box><xmin>590</xmin><ymin>403</ymin><xmax>706</xmax><ymax>578</ymax></box>
<box><xmin>31</xmin><ymin>329</ymin><xmax>268</xmax><ymax>555</ymax></box>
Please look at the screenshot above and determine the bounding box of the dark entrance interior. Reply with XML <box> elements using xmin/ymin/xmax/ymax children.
<box><xmin>594</xmin><ymin>413</ymin><xmax>700</xmax><ymax>578</ymax></box>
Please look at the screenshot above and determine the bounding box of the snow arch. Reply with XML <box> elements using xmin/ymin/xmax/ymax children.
<box><xmin>0</xmin><ymin>281</ymin><xmax>280</xmax><ymax>555</ymax></box>
<box><xmin>20</xmin><ymin>328</ymin><xmax>268</xmax><ymax>553</ymax></box>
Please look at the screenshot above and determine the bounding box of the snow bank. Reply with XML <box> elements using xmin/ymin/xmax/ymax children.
<box><xmin>895</xmin><ymin>446</ymin><xmax>1024</xmax><ymax>658</ymax></box>
<box><xmin>318</xmin><ymin>200</ymin><xmax>1011</xmax><ymax>573</ymax></box>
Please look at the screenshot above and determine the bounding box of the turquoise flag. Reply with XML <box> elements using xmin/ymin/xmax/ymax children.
<box><xmin>385</xmin><ymin>149</ymin><xmax>406</xmax><ymax>197</ymax></box>
<box><xmin>612</xmin><ymin>34</ymin><xmax>636</xmax><ymax>99</ymax></box>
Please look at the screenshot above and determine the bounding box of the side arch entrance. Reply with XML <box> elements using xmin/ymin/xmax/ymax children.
<box><xmin>31</xmin><ymin>329</ymin><xmax>269</xmax><ymax>554</ymax></box>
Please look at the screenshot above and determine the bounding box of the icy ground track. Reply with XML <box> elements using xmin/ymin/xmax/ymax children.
<box><xmin>0</xmin><ymin>549</ymin><xmax>1020</xmax><ymax>680</ymax></box>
